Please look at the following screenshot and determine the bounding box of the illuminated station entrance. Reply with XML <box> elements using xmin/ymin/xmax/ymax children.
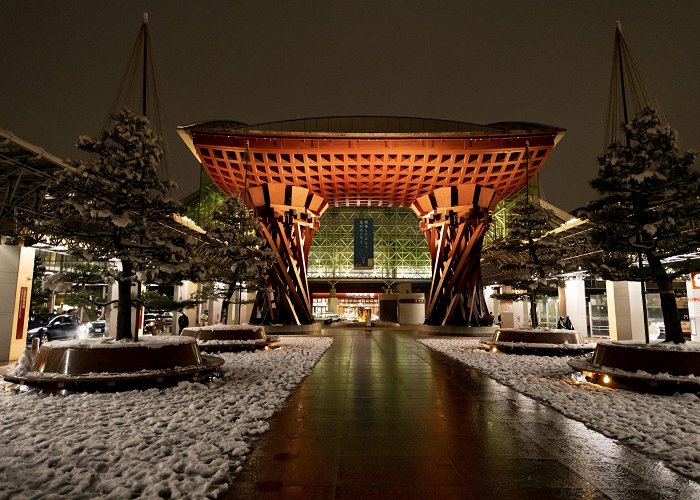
<box><xmin>178</xmin><ymin>117</ymin><xmax>563</xmax><ymax>326</ymax></box>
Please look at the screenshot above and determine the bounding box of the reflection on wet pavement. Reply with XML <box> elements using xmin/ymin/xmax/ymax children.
<box><xmin>225</xmin><ymin>328</ymin><xmax>700</xmax><ymax>499</ymax></box>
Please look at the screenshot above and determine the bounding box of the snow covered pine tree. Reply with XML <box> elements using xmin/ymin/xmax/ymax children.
<box><xmin>493</xmin><ymin>197</ymin><xmax>568</xmax><ymax>327</ymax></box>
<box><xmin>202</xmin><ymin>194</ymin><xmax>274</xmax><ymax>324</ymax></box>
<box><xmin>584</xmin><ymin>107</ymin><xmax>700</xmax><ymax>343</ymax></box>
<box><xmin>49</xmin><ymin>109</ymin><xmax>205</xmax><ymax>340</ymax></box>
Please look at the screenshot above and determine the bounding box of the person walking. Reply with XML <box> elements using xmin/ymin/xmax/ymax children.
<box><xmin>178</xmin><ymin>312</ymin><xmax>190</xmax><ymax>334</ymax></box>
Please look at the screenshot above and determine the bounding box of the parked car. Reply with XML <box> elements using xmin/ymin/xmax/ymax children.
<box><xmin>28</xmin><ymin>312</ymin><xmax>52</xmax><ymax>330</ymax></box>
<box><xmin>88</xmin><ymin>316</ymin><xmax>108</xmax><ymax>336</ymax></box>
<box><xmin>26</xmin><ymin>314</ymin><xmax>84</xmax><ymax>345</ymax></box>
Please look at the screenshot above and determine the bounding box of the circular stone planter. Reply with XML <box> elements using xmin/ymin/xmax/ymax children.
<box><xmin>568</xmin><ymin>341</ymin><xmax>700</xmax><ymax>392</ymax></box>
<box><xmin>482</xmin><ymin>328</ymin><xmax>596</xmax><ymax>355</ymax></box>
<box><xmin>2</xmin><ymin>336</ymin><xmax>224</xmax><ymax>392</ymax></box>
<box><xmin>181</xmin><ymin>324</ymin><xmax>277</xmax><ymax>352</ymax></box>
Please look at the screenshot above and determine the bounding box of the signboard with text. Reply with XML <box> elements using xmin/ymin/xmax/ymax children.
<box><xmin>353</xmin><ymin>218</ymin><xmax>374</xmax><ymax>268</ymax></box>
<box><xmin>16</xmin><ymin>286</ymin><xmax>28</xmax><ymax>340</ymax></box>
<box><xmin>688</xmin><ymin>274</ymin><xmax>700</xmax><ymax>341</ymax></box>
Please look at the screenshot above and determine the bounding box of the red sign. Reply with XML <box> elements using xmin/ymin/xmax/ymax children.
<box><xmin>15</xmin><ymin>286</ymin><xmax>28</xmax><ymax>340</ymax></box>
<box><xmin>693</xmin><ymin>272</ymin><xmax>700</xmax><ymax>290</ymax></box>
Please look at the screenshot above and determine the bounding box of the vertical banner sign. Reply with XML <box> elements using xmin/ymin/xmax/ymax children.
<box><xmin>354</xmin><ymin>218</ymin><xmax>374</xmax><ymax>268</ymax></box>
<box><xmin>688</xmin><ymin>272</ymin><xmax>700</xmax><ymax>341</ymax></box>
<box><xmin>16</xmin><ymin>286</ymin><xmax>28</xmax><ymax>340</ymax></box>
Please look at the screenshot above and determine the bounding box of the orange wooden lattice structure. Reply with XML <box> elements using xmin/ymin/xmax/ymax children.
<box><xmin>179</xmin><ymin>117</ymin><xmax>564</xmax><ymax>325</ymax></box>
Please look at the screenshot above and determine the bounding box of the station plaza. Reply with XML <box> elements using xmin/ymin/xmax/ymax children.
<box><xmin>1</xmin><ymin>116</ymin><xmax>699</xmax><ymax>497</ymax></box>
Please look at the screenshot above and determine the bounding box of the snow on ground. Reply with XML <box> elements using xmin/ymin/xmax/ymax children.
<box><xmin>0</xmin><ymin>336</ymin><xmax>332</xmax><ymax>499</ymax></box>
<box><xmin>419</xmin><ymin>337</ymin><xmax>700</xmax><ymax>482</ymax></box>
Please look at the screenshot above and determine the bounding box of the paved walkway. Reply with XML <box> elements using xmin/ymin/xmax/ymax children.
<box><xmin>226</xmin><ymin>327</ymin><xmax>700</xmax><ymax>499</ymax></box>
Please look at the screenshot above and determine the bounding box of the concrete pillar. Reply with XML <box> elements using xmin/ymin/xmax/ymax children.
<box><xmin>484</xmin><ymin>285</ymin><xmax>499</xmax><ymax>320</ymax></box>
<box><xmin>557</xmin><ymin>286</ymin><xmax>567</xmax><ymax>316</ymax></box>
<box><xmin>686</xmin><ymin>273</ymin><xmax>700</xmax><ymax>342</ymax></box>
<box><xmin>516</xmin><ymin>299</ymin><xmax>529</xmax><ymax>328</ymax></box>
<box><xmin>565</xmin><ymin>275</ymin><xmax>587</xmax><ymax>335</ymax></box>
<box><xmin>230</xmin><ymin>289</ymin><xmax>241</xmax><ymax>325</ymax></box>
<box><xmin>207</xmin><ymin>293</ymin><xmax>223</xmax><ymax>325</ymax></box>
<box><xmin>0</xmin><ymin>245</ymin><xmax>35</xmax><ymax>361</ymax></box>
<box><xmin>498</xmin><ymin>290</ymin><xmax>529</xmax><ymax>327</ymax></box>
<box><xmin>238</xmin><ymin>288</ymin><xmax>256</xmax><ymax>324</ymax></box>
<box><xmin>328</xmin><ymin>287</ymin><xmax>338</xmax><ymax>314</ymax></box>
<box><xmin>605</xmin><ymin>280</ymin><xmax>645</xmax><ymax>341</ymax></box>
<box><xmin>499</xmin><ymin>286</ymin><xmax>515</xmax><ymax>328</ymax></box>
<box><xmin>398</xmin><ymin>293</ymin><xmax>425</xmax><ymax>324</ymax></box>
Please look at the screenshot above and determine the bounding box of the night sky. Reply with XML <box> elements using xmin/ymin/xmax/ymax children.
<box><xmin>2</xmin><ymin>1</ymin><xmax>699</xmax><ymax>212</ymax></box>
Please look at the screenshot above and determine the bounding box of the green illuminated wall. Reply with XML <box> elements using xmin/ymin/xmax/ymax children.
<box><xmin>308</xmin><ymin>207</ymin><xmax>432</xmax><ymax>280</ymax></box>
<box><xmin>184</xmin><ymin>172</ymin><xmax>551</xmax><ymax>283</ymax></box>
<box><xmin>184</xmin><ymin>170</ymin><xmax>228</xmax><ymax>228</ymax></box>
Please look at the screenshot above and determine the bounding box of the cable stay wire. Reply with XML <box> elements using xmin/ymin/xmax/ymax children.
<box><xmin>101</xmin><ymin>13</ymin><xmax>170</xmax><ymax>183</ymax></box>
<box><xmin>605</xmin><ymin>21</ymin><xmax>665</xmax><ymax>149</ymax></box>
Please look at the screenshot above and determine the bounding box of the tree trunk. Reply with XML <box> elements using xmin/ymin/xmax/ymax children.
<box><xmin>116</xmin><ymin>261</ymin><xmax>134</xmax><ymax>341</ymax></box>
<box><xmin>647</xmin><ymin>254</ymin><xmax>684</xmax><ymax>343</ymax></box>
<box><xmin>220</xmin><ymin>287</ymin><xmax>235</xmax><ymax>325</ymax></box>
<box><xmin>529</xmin><ymin>290</ymin><xmax>539</xmax><ymax>328</ymax></box>
<box><xmin>658</xmin><ymin>278</ymin><xmax>684</xmax><ymax>344</ymax></box>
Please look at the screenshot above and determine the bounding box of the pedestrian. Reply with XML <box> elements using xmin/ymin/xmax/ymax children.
<box><xmin>178</xmin><ymin>312</ymin><xmax>190</xmax><ymax>334</ymax></box>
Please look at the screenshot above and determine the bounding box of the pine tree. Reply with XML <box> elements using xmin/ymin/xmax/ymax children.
<box><xmin>43</xmin><ymin>262</ymin><xmax>110</xmax><ymax>321</ymax></box>
<box><xmin>584</xmin><ymin>107</ymin><xmax>700</xmax><ymax>343</ymax></box>
<box><xmin>29</xmin><ymin>258</ymin><xmax>51</xmax><ymax>321</ymax></box>
<box><xmin>45</xmin><ymin>108</ymin><xmax>205</xmax><ymax>340</ymax></box>
<box><xmin>203</xmin><ymin>194</ymin><xmax>274</xmax><ymax>324</ymax></box>
<box><xmin>493</xmin><ymin>196</ymin><xmax>568</xmax><ymax>327</ymax></box>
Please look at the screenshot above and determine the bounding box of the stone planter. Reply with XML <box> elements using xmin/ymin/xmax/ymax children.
<box><xmin>3</xmin><ymin>336</ymin><xmax>224</xmax><ymax>392</ymax></box>
<box><xmin>569</xmin><ymin>341</ymin><xmax>700</xmax><ymax>392</ymax></box>
<box><xmin>181</xmin><ymin>324</ymin><xmax>277</xmax><ymax>352</ymax></box>
<box><xmin>482</xmin><ymin>328</ymin><xmax>596</xmax><ymax>354</ymax></box>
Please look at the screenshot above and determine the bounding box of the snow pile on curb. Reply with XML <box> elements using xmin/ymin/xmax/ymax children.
<box><xmin>486</xmin><ymin>340</ymin><xmax>596</xmax><ymax>350</ymax></box>
<box><xmin>0</xmin><ymin>336</ymin><xmax>332</xmax><ymax>499</ymax></box>
<box><xmin>419</xmin><ymin>337</ymin><xmax>700</xmax><ymax>481</ymax></box>
<box><xmin>183</xmin><ymin>324</ymin><xmax>265</xmax><ymax>333</ymax></box>
<box><xmin>607</xmin><ymin>339</ymin><xmax>700</xmax><ymax>352</ymax></box>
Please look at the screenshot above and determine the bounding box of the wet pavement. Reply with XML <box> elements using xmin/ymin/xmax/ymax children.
<box><xmin>225</xmin><ymin>327</ymin><xmax>700</xmax><ymax>499</ymax></box>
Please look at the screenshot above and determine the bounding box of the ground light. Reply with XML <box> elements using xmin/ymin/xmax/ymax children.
<box><xmin>569</xmin><ymin>342</ymin><xmax>700</xmax><ymax>394</ymax></box>
<box><xmin>579</xmin><ymin>370</ymin><xmax>613</xmax><ymax>387</ymax></box>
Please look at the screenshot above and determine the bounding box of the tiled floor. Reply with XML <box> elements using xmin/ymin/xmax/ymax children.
<box><xmin>225</xmin><ymin>327</ymin><xmax>700</xmax><ymax>499</ymax></box>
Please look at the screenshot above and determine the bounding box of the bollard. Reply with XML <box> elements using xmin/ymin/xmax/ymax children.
<box><xmin>31</xmin><ymin>336</ymin><xmax>40</xmax><ymax>351</ymax></box>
